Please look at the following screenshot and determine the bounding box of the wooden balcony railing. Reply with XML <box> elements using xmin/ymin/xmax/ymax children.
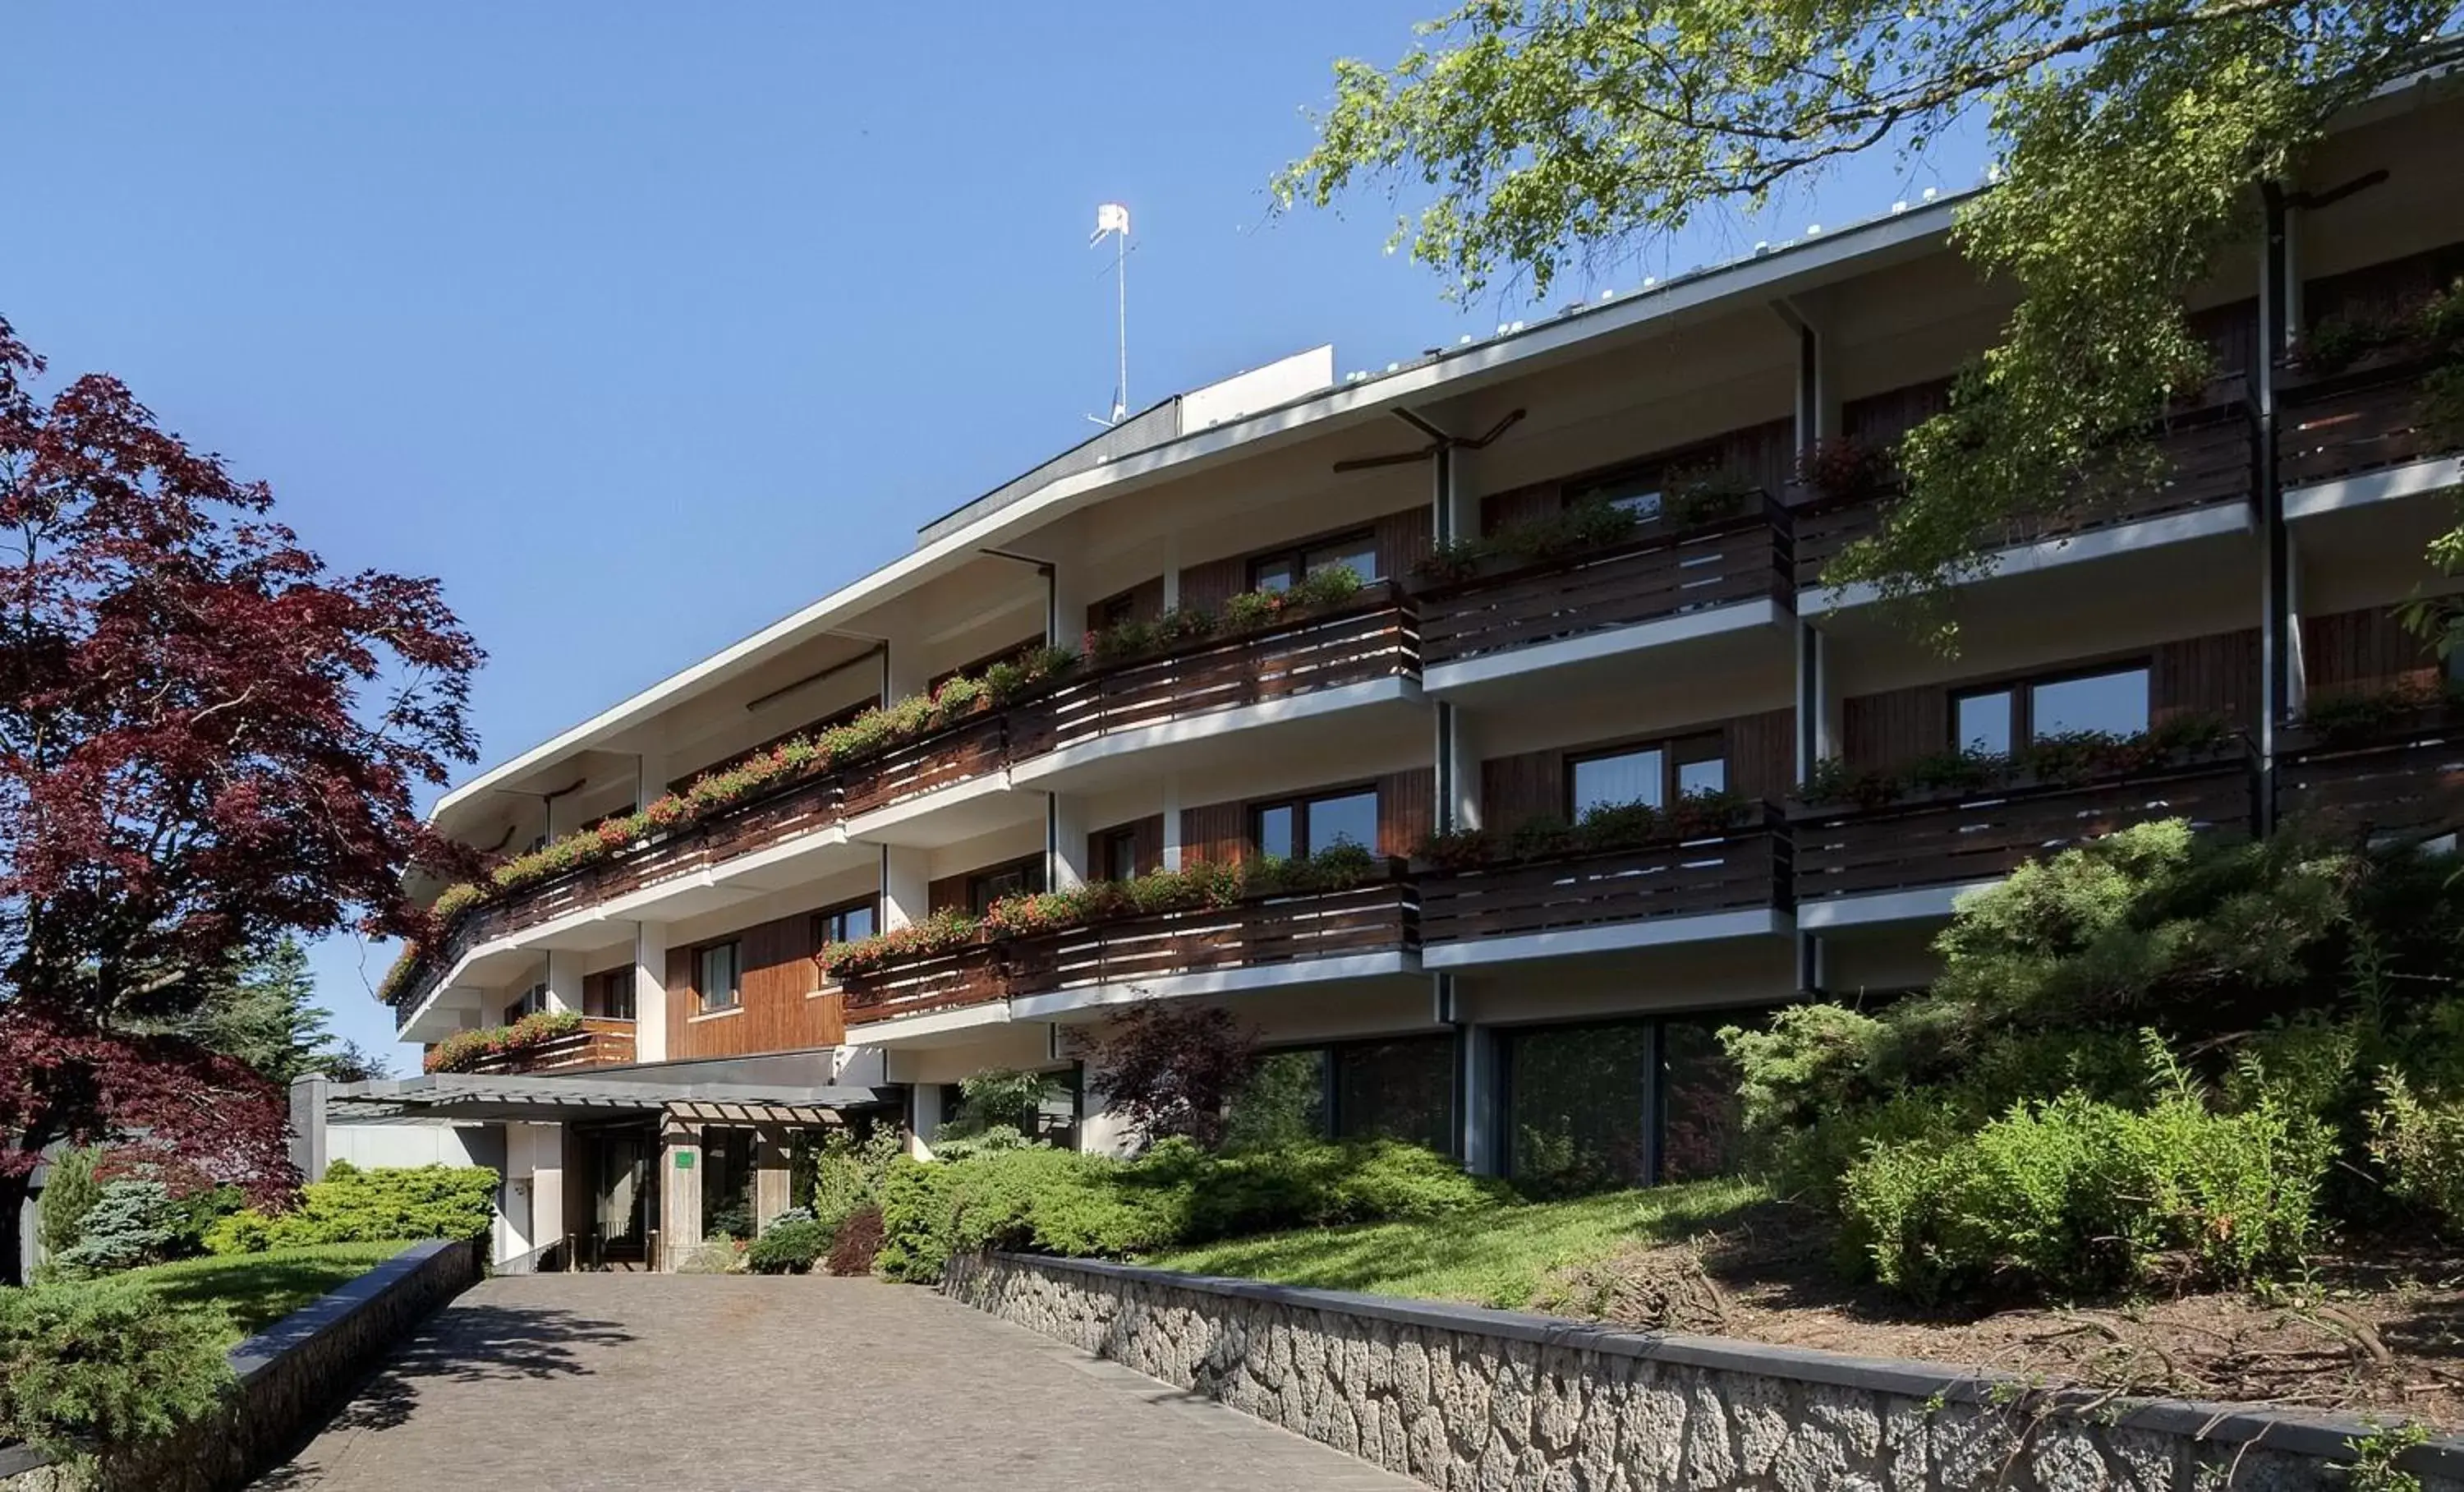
<box><xmin>843</xmin><ymin>871</ymin><xmax>1418</xmax><ymax>1025</ymax></box>
<box><xmin>840</xmin><ymin>712</ymin><xmax>1008</xmax><ymax>819</ymax></box>
<box><xmin>1011</xmin><ymin>587</ymin><xmax>1419</xmax><ymax>757</ymax></box>
<box><xmin>1414</xmin><ymin>502</ymin><xmax>1790</xmax><ymax>670</ymax></box>
<box><xmin>2280</xmin><ymin>707</ymin><xmax>2464</xmax><ymax>843</ymax></box>
<box><xmin>2278</xmin><ymin>353</ymin><xmax>2457</xmax><ymax>489</ymax></box>
<box><xmin>1793</xmin><ymin>751</ymin><xmax>2257</xmax><ymax>905</ymax></box>
<box><xmin>465</xmin><ymin>1017</ymin><xmax>637</xmax><ymax>1075</ymax></box>
<box><xmin>1418</xmin><ymin>819</ymin><xmax>1789</xmax><ymax>946</ymax></box>
<box><xmin>1793</xmin><ymin>383</ymin><xmax>2253</xmax><ymax>591</ymax></box>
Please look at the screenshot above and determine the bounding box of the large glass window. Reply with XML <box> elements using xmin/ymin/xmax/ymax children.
<box><xmin>1658</xmin><ymin>1018</ymin><xmax>1751</xmax><ymax>1185</ymax></box>
<box><xmin>1251</xmin><ymin>786</ymin><xmax>1379</xmax><ymax>860</ymax></box>
<box><xmin>1248</xmin><ymin>530</ymin><xmax>1381</xmax><ymax>592</ymax></box>
<box><xmin>967</xmin><ymin>858</ymin><xmax>1045</xmax><ymax>914</ymax></box>
<box><xmin>1954</xmin><ymin>664</ymin><xmax>2151</xmax><ymax>751</ymax></box>
<box><xmin>694</xmin><ymin>942</ymin><xmax>739</xmax><ymax>1014</ymax></box>
<box><xmin>1100</xmin><ymin>826</ymin><xmax>1142</xmax><ymax>882</ymax></box>
<box><xmin>814</xmin><ymin>899</ymin><xmax>876</xmax><ymax>950</ymax></box>
<box><xmin>1567</xmin><ymin>733</ymin><xmax>1727</xmax><ymax>818</ymax></box>
<box><xmin>1570</xmin><ymin>471</ymin><xmax>1663</xmax><ymax>523</ymax></box>
<box><xmin>1225</xmin><ymin>1050</ymin><xmax>1330</xmax><ymax>1149</ymax></box>
<box><xmin>1332</xmin><ymin>1037</ymin><xmax>1455</xmax><ymax>1154</ymax></box>
<box><xmin>1506</xmin><ymin>1024</ymin><xmax>1653</xmax><ymax>1195</ymax></box>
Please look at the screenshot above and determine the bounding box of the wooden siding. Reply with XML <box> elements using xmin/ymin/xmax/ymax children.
<box><xmin>1841</xmin><ymin>379</ymin><xmax>1954</xmax><ymax>449</ymax></box>
<box><xmin>1841</xmin><ymin>629</ymin><xmax>2263</xmax><ymax>768</ymax></box>
<box><xmin>1477</xmin><ymin>711</ymin><xmax>1795</xmax><ymax>830</ymax></box>
<box><xmin>1373</xmin><ymin>505</ymin><xmax>1435</xmax><ymax>580</ymax></box>
<box><xmin>2152</xmin><ymin>629</ymin><xmax>2263</xmax><ymax>730</ymax></box>
<box><xmin>1179</xmin><ymin>799</ymin><xmax>1249</xmax><ymax>865</ymax></box>
<box><xmin>2305</xmin><ymin>246</ymin><xmax>2464</xmax><ymax>329</ymax></box>
<box><xmin>2305</xmin><ymin>606</ymin><xmax>2439</xmax><ymax>699</ymax></box>
<box><xmin>1475</xmin><ymin>417</ymin><xmax>1795</xmax><ymax>536</ymax></box>
<box><xmin>664</xmin><ymin>908</ymin><xmax>846</xmax><ymax>1061</ymax></box>
<box><xmin>1378</xmin><ymin>767</ymin><xmax>1434</xmax><ymax>859</ymax></box>
<box><xmin>2186</xmin><ymin>298</ymin><xmax>2259</xmax><ymax>378</ymax></box>
<box><xmin>1087</xmin><ymin>578</ymin><xmax>1166</xmax><ymax>634</ymax></box>
<box><xmin>1087</xmin><ymin>813</ymin><xmax>1166</xmax><ymax>879</ymax></box>
<box><xmin>1177</xmin><ymin>556</ymin><xmax>1248</xmax><ymax>615</ymax></box>
<box><xmin>928</xmin><ymin>873</ymin><xmax>969</xmax><ymax>915</ymax></box>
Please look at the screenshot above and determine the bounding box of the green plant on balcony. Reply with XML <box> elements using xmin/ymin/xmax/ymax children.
<box><xmin>1795</xmin><ymin>435</ymin><xmax>1898</xmax><ymax>507</ymax></box>
<box><xmin>816</xmin><ymin>844</ymin><xmax>1387</xmax><ymax>983</ymax></box>
<box><xmin>1796</xmin><ymin>714</ymin><xmax>2235</xmax><ymax>811</ymax></box>
<box><xmin>2294</xmin><ymin>679</ymin><xmax>2464</xmax><ymax>748</ymax></box>
<box><xmin>1415</xmin><ymin>789</ymin><xmax>1753</xmax><ymax>872</ymax></box>
<box><xmin>421</xmin><ymin>1009</ymin><xmax>587</xmax><ymax>1075</ymax></box>
<box><xmin>1412</xmin><ymin>470</ymin><xmax>1765</xmax><ymax>586</ymax></box>
<box><xmin>1080</xmin><ymin>565</ymin><xmax>1368</xmax><ymax>669</ymax></box>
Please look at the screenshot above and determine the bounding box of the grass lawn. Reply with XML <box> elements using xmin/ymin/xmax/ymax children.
<box><xmin>117</xmin><ymin>1241</ymin><xmax>416</xmax><ymax>1344</ymax></box>
<box><xmin>1141</xmin><ymin>1177</ymin><xmax>1770</xmax><ymax>1311</ymax></box>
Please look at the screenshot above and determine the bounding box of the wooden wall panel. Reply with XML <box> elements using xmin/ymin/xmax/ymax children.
<box><xmin>1177</xmin><ymin>556</ymin><xmax>1248</xmax><ymax>615</ymax></box>
<box><xmin>1842</xmin><ymin>379</ymin><xmax>1954</xmax><ymax>448</ymax></box>
<box><xmin>1179</xmin><ymin>800</ymin><xmax>1248</xmax><ymax>865</ymax></box>
<box><xmin>1087</xmin><ymin>577</ymin><xmax>1166</xmax><ymax>634</ymax></box>
<box><xmin>2306</xmin><ymin>246</ymin><xmax>2464</xmax><ymax>329</ymax></box>
<box><xmin>1377</xmin><ymin>767</ymin><xmax>1434</xmax><ymax>858</ymax></box>
<box><xmin>1726</xmin><ymin>707</ymin><xmax>1798</xmax><ymax>802</ymax></box>
<box><xmin>2305</xmin><ymin>606</ymin><xmax>2437</xmax><ymax>699</ymax></box>
<box><xmin>1481</xmin><ymin>750</ymin><xmax>1565</xmax><ymax>831</ymax></box>
<box><xmin>1086</xmin><ymin>813</ymin><xmax>1166</xmax><ymax>879</ymax></box>
<box><xmin>1475</xmin><ymin>417</ymin><xmax>1795</xmax><ymax>537</ymax></box>
<box><xmin>2186</xmin><ymin>298</ymin><xmax>2259</xmax><ymax>378</ymax></box>
<box><xmin>2151</xmin><ymin>628</ymin><xmax>2262</xmax><ymax>730</ymax></box>
<box><xmin>1373</xmin><ymin>505</ymin><xmax>1434</xmax><ymax>581</ymax></box>
<box><xmin>668</xmin><ymin>909</ymin><xmax>844</xmax><ymax>1061</ymax></box>
<box><xmin>928</xmin><ymin>873</ymin><xmax>968</xmax><ymax>915</ymax></box>
<box><xmin>1480</xmin><ymin>482</ymin><xmax>1557</xmax><ymax>537</ymax></box>
<box><xmin>1842</xmin><ymin>684</ymin><xmax>1949</xmax><ymax>769</ymax></box>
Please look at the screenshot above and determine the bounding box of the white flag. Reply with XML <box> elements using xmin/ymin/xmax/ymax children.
<box><xmin>1095</xmin><ymin>203</ymin><xmax>1131</xmax><ymax>237</ymax></box>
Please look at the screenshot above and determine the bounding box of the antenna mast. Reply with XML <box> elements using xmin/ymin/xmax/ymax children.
<box><xmin>1092</xmin><ymin>203</ymin><xmax>1132</xmax><ymax>424</ymax></box>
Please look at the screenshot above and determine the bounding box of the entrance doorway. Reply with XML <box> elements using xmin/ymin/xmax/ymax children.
<box><xmin>582</xmin><ymin>1123</ymin><xmax>660</xmax><ymax>1269</ymax></box>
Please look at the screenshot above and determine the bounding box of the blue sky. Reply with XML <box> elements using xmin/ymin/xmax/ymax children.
<box><xmin>4</xmin><ymin>5</ymin><xmax>1984</xmax><ymax>1065</ymax></box>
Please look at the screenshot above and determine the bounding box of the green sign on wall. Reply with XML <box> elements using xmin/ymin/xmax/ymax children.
<box><xmin>673</xmin><ymin>1152</ymin><xmax>694</xmax><ymax>1170</ymax></box>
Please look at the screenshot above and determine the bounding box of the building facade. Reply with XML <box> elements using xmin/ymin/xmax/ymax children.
<box><xmin>355</xmin><ymin>79</ymin><xmax>2464</xmax><ymax>1268</ymax></box>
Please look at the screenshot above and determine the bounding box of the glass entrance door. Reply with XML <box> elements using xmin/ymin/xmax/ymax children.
<box><xmin>592</xmin><ymin>1129</ymin><xmax>660</xmax><ymax>1265</ymax></box>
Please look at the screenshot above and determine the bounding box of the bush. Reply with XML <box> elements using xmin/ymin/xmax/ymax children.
<box><xmin>0</xmin><ymin>1278</ymin><xmax>232</xmax><ymax>1457</ymax></box>
<box><xmin>36</xmin><ymin>1148</ymin><xmax>104</xmax><ymax>1262</ymax></box>
<box><xmin>807</xmin><ymin>1126</ymin><xmax>907</xmax><ymax>1230</ymax></box>
<box><xmin>205</xmin><ymin>1163</ymin><xmax>497</xmax><ymax>1254</ymax></box>
<box><xmin>1166</xmin><ymin>1140</ymin><xmax>1500</xmax><ymax>1242</ymax></box>
<box><xmin>1841</xmin><ymin>1077</ymin><xmax>2331</xmax><ymax>1304</ymax></box>
<box><xmin>745</xmin><ymin>1218</ymin><xmax>831</xmax><ymax>1275</ymax></box>
<box><xmin>49</xmin><ymin>1181</ymin><xmax>185</xmax><ymax>1277</ymax></box>
<box><xmin>826</xmin><ymin>1204</ymin><xmax>885</xmax><ymax>1276</ymax></box>
<box><xmin>2370</xmin><ymin>1072</ymin><xmax>2464</xmax><ymax>1233</ymax></box>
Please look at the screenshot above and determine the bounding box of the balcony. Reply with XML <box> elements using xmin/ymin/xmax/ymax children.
<box><xmin>842</xmin><ymin>867</ymin><xmax>1420</xmax><ymax>1036</ymax></box>
<box><xmin>2279</xmin><ymin>352</ymin><xmax>2459</xmax><ymax>513</ymax></box>
<box><xmin>2280</xmin><ymin>701</ymin><xmax>2464</xmax><ymax>844</ymax></box>
<box><xmin>1419</xmin><ymin>813</ymin><xmax>1791</xmax><ymax>968</ymax></box>
<box><xmin>445</xmin><ymin>1016</ymin><xmax>638</xmax><ymax>1075</ymax></box>
<box><xmin>1792</xmin><ymin>748</ymin><xmax>2257</xmax><ymax>927</ymax></box>
<box><xmin>1007</xmin><ymin>586</ymin><xmax>1423</xmax><ymax>792</ymax></box>
<box><xmin>1413</xmin><ymin>500</ymin><xmax>1791</xmax><ymax>696</ymax></box>
<box><xmin>1795</xmin><ymin>383</ymin><xmax>2252</xmax><ymax>601</ymax></box>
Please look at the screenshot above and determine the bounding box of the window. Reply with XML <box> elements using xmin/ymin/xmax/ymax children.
<box><xmin>967</xmin><ymin>857</ymin><xmax>1044</xmax><ymax>915</ymax></box>
<box><xmin>1569</xmin><ymin>470</ymin><xmax>1663</xmax><ymax>523</ymax></box>
<box><xmin>1251</xmin><ymin>786</ymin><xmax>1379</xmax><ymax>860</ymax></box>
<box><xmin>1221</xmin><ymin>1038</ymin><xmax>1454</xmax><ymax>1155</ymax></box>
<box><xmin>1501</xmin><ymin>1012</ymin><xmax>1761</xmax><ymax>1194</ymax></box>
<box><xmin>1248</xmin><ymin>529</ymin><xmax>1381</xmax><ymax>592</ymax></box>
<box><xmin>813</xmin><ymin>898</ymin><xmax>877</xmax><ymax>951</ymax></box>
<box><xmin>1567</xmin><ymin>734</ymin><xmax>1727</xmax><ymax>818</ymax></box>
<box><xmin>589</xmin><ymin>969</ymin><xmax>636</xmax><ymax>1022</ymax></box>
<box><xmin>1095</xmin><ymin>591</ymin><xmax>1138</xmax><ymax>629</ymax></box>
<box><xmin>1099</xmin><ymin>826</ymin><xmax>1142</xmax><ymax>882</ymax></box>
<box><xmin>695</xmin><ymin>942</ymin><xmax>740</xmax><ymax>1015</ymax></box>
<box><xmin>698</xmin><ymin>1126</ymin><xmax>756</xmax><ymax>1241</ymax></box>
<box><xmin>503</xmin><ymin>983</ymin><xmax>547</xmax><ymax>1025</ymax></box>
<box><xmin>1952</xmin><ymin>664</ymin><xmax>2151</xmax><ymax>752</ymax></box>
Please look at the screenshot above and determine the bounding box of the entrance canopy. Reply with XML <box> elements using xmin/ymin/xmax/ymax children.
<box><xmin>323</xmin><ymin>1071</ymin><xmax>899</xmax><ymax>1126</ymax></box>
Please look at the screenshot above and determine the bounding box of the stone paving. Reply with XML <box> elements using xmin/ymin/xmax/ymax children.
<box><xmin>251</xmin><ymin>1273</ymin><xmax>1417</xmax><ymax>1491</ymax></box>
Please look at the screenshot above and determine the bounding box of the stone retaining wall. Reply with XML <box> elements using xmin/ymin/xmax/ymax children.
<box><xmin>2</xmin><ymin>1237</ymin><xmax>480</xmax><ymax>1492</ymax></box>
<box><xmin>945</xmin><ymin>1251</ymin><xmax>2464</xmax><ymax>1491</ymax></box>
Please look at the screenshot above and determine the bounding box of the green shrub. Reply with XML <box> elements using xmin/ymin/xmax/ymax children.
<box><xmin>0</xmin><ymin>1278</ymin><xmax>232</xmax><ymax>1457</ymax></box>
<box><xmin>1171</xmin><ymin>1140</ymin><xmax>1499</xmax><ymax>1241</ymax></box>
<box><xmin>2370</xmin><ymin>1072</ymin><xmax>2464</xmax><ymax>1234</ymax></box>
<box><xmin>205</xmin><ymin>1163</ymin><xmax>497</xmax><ymax>1254</ymax></box>
<box><xmin>50</xmin><ymin>1181</ymin><xmax>184</xmax><ymax>1277</ymax></box>
<box><xmin>807</xmin><ymin>1126</ymin><xmax>906</xmax><ymax>1229</ymax></box>
<box><xmin>745</xmin><ymin>1218</ymin><xmax>831</xmax><ymax>1275</ymax></box>
<box><xmin>874</xmin><ymin>1157</ymin><xmax>961</xmax><ymax>1283</ymax></box>
<box><xmin>36</xmin><ymin>1149</ymin><xmax>104</xmax><ymax>1262</ymax></box>
<box><xmin>1841</xmin><ymin>1078</ymin><xmax>2331</xmax><ymax>1304</ymax></box>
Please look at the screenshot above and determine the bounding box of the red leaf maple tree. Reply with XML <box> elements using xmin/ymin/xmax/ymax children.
<box><xmin>0</xmin><ymin>315</ymin><xmax>482</xmax><ymax>1277</ymax></box>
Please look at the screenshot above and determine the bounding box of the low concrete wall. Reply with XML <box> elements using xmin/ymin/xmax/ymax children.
<box><xmin>946</xmin><ymin>1251</ymin><xmax>2464</xmax><ymax>1491</ymax></box>
<box><xmin>2</xmin><ymin>1237</ymin><xmax>481</xmax><ymax>1492</ymax></box>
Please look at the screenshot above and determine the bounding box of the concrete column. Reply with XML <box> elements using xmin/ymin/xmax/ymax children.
<box><xmin>884</xmin><ymin>638</ymin><xmax>926</xmax><ymax>704</ymax></box>
<box><xmin>908</xmin><ymin>1084</ymin><xmax>945</xmax><ymax>1159</ymax></box>
<box><xmin>1441</xmin><ymin>707</ymin><xmax>1481</xmax><ymax>831</ymax></box>
<box><xmin>288</xmin><ymin>1075</ymin><xmax>329</xmax><ymax>1181</ymax></box>
<box><xmin>1050</xmin><ymin>565</ymin><xmax>1091</xmax><ymax>652</ymax></box>
<box><xmin>524</xmin><ymin>1122</ymin><xmax>567</xmax><ymax>1264</ymax></box>
<box><xmin>657</xmin><ymin>1113</ymin><xmax>701</xmax><ymax>1271</ymax></box>
<box><xmin>753</xmin><ymin>1126</ymin><xmax>792</xmax><ymax>1232</ymax></box>
<box><xmin>1078</xmin><ymin>1064</ymin><xmax>1135</xmax><ymax>1158</ymax></box>
<box><xmin>1160</xmin><ymin>532</ymin><xmax>1181</xmax><ymax>612</ymax></box>
<box><xmin>1459</xmin><ymin>1023</ymin><xmax>1499</xmax><ymax>1176</ymax></box>
<box><xmin>1160</xmin><ymin>773</ymin><xmax>1184</xmax><ymax>871</ymax></box>
<box><xmin>1048</xmin><ymin>793</ymin><xmax>1092</xmax><ymax>890</ymax></box>
<box><xmin>881</xmin><ymin>845</ymin><xmax>932</xmax><ymax>930</ymax></box>
<box><xmin>632</xmin><ymin>921</ymin><xmax>668</xmax><ymax>1063</ymax></box>
<box><xmin>543</xmin><ymin>950</ymin><xmax>584</xmax><ymax>1014</ymax></box>
<box><xmin>635</xmin><ymin>752</ymin><xmax>670</xmax><ymax>811</ymax></box>
<box><xmin>1795</xmin><ymin>623</ymin><xmax>1837</xmax><ymax>779</ymax></box>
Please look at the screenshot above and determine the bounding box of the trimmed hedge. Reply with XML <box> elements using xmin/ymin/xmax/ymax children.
<box><xmin>0</xmin><ymin>1278</ymin><xmax>231</xmax><ymax>1458</ymax></box>
<box><xmin>205</xmin><ymin>1163</ymin><xmax>498</xmax><ymax>1255</ymax></box>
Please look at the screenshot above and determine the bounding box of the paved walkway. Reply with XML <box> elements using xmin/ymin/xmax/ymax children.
<box><xmin>253</xmin><ymin>1274</ymin><xmax>1414</xmax><ymax>1491</ymax></box>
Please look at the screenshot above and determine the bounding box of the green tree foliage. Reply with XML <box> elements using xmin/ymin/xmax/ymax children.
<box><xmin>0</xmin><ymin>1278</ymin><xmax>231</xmax><ymax>1458</ymax></box>
<box><xmin>35</xmin><ymin>1147</ymin><xmax>103</xmax><ymax>1261</ymax></box>
<box><xmin>935</xmin><ymin>1069</ymin><xmax>1061</xmax><ymax>1144</ymax></box>
<box><xmin>1277</xmin><ymin>2</ymin><xmax>2460</xmax><ymax>635</ymax></box>
<box><xmin>203</xmin><ymin>1163</ymin><xmax>496</xmax><ymax>1255</ymax></box>
<box><xmin>136</xmin><ymin>937</ymin><xmax>390</xmax><ymax>1085</ymax></box>
<box><xmin>47</xmin><ymin>1181</ymin><xmax>184</xmax><ymax>1278</ymax></box>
